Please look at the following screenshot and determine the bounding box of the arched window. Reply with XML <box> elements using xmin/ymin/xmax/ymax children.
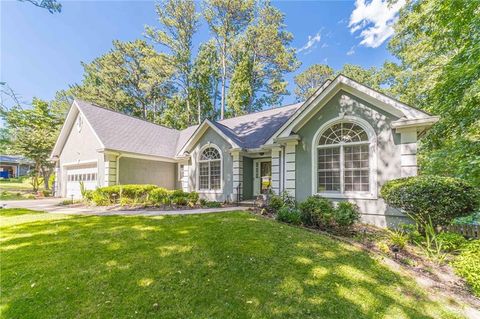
<box><xmin>316</xmin><ymin>121</ymin><xmax>372</xmax><ymax>193</ymax></box>
<box><xmin>198</xmin><ymin>145</ymin><xmax>222</xmax><ymax>190</ymax></box>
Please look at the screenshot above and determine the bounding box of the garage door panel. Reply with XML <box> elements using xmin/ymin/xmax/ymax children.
<box><xmin>66</xmin><ymin>165</ymin><xmax>98</xmax><ymax>199</ymax></box>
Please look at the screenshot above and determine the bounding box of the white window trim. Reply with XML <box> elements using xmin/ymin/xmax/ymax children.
<box><xmin>311</xmin><ymin>116</ymin><xmax>378</xmax><ymax>200</ymax></box>
<box><xmin>196</xmin><ymin>143</ymin><xmax>223</xmax><ymax>193</ymax></box>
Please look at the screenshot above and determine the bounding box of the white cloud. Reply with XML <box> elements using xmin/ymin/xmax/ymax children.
<box><xmin>349</xmin><ymin>0</ymin><xmax>405</xmax><ymax>48</ymax></box>
<box><xmin>347</xmin><ymin>46</ymin><xmax>355</xmax><ymax>56</ymax></box>
<box><xmin>297</xmin><ymin>31</ymin><xmax>322</xmax><ymax>54</ymax></box>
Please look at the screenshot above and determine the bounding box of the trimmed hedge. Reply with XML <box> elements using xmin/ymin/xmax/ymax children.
<box><xmin>89</xmin><ymin>184</ymin><xmax>199</xmax><ymax>207</ymax></box>
<box><xmin>381</xmin><ymin>176</ymin><xmax>479</xmax><ymax>226</ymax></box>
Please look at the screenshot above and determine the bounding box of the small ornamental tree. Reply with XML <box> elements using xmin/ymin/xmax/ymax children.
<box><xmin>381</xmin><ymin>176</ymin><xmax>479</xmax><ymax>226</ymax></box>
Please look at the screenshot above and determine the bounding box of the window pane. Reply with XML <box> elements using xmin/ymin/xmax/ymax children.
<box><xmin>210</xmin><ymin>160</ymin><xmax>221</xmax><ymax>190</ymax></box>
<box><xmin>319</xmin><ymin>122</ymin><xmax>369</xmax><ymax>145</ymax></box>
<box><xmin>200</xmin><ymin>147</ymin><xmax>220</xmax><ymax>160</ymax></box>
<box><xmin>317</xmin><ymin>147</ymin><xmax>341</xmax><ymax>192</ymax></box>
<box><xmin>344</xmin><ymin>144</ymin><xmax>369</xmax><ymax>192</ymax></box>
<box><xmin>199</xmin><ymin>162</ymin><xmax>209</xmax><ymax>189</ymax></box>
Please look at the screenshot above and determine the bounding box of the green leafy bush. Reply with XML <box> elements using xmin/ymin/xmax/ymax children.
<box><xmin>453</xmin><ymin>240</ymin><xmax>480</xmax><ymax>296</ymax></box>
<box><xmin>388</xmin><ymin>230</ymin><xmax>408</xmax><ymax>250</ymax></box>
<box><xmin>41</xmin><ymin>189</ymin><xmax>51</xmax><ymax>197</ymax></box>
<box><xmin>82</xmin><ymin>190</ymin><xmax>94</xmax><ymax>201</ymax></box>
<box><xmin>149</xmin><ymin>188</ymin><xmax>171</xmax><ymax>206</ymax></box>
<box><xmin>299</xmin><ymin>195</ymin><xmax>334</xmax><ymax>228</ymax></box>
<box><xmin>399</xmin><ymin>223</ymin><xmax>424</xmax><ymax>244</ymax></box>
<box><xmin>334</xmin><ymin>202</ymin><xmax>360</xmax><ymax>227</ymax></box>
<box><xmin>170</xmin><ymin>189</ymin><xmax>189</xmax><ymax>206</ymax></box>
<box><xmin>92</xmin><ymin>191</ymin><xmax>110</xmax><ymax>206</ymax></box>
<box><xmin>188</xmin><ymin>191</ymin><xmax>199</xmax><ymax>206</ymax></box>
<box><xmin>276</xmin><ymin>206</ymin><xmax>301</xmax><ymax>225</ymax></box>
<box><xmin>268</xmin><ymin>195</ymin><xmax>284</xmax><ymax>213</ymax></box>
<box><xmin>203</xmin><ymin>201</ymin><xmax>222</xmax><ymax>208</ymax></box>
<box><xmin>452</xmin><ymin>209</ymin><xmax>480</xmax><ymax>225</ymax></box>
<box><xmin>437</xmin><ymin>232</ymin><xmax>467</xmax><ymax>252</ymax></box>
<box><xmin>381</xmin><ymin>176</ymin><xmax>479</xmax><ymax>226</ymax></box>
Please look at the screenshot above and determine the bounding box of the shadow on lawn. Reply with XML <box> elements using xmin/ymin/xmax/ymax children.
<box><xmin>0</xmin><ymin>213</ymin><xmax>458</xmax><ymax>319</ymax></box>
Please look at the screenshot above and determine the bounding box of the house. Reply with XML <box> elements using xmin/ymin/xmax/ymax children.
<box><xmin>0</xmin><ymin>155</ymin><xmax>34</xmax><ymax>179</ymax></box>
<box><xmin>51</xmin><ymin>75</ymin><xmax>439</xmax><ymax>226</ymax></box>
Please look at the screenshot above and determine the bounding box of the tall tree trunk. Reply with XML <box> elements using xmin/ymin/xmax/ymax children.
<box><xmin>220</xmin><ymin>39</ymin><xmax>227</xmax><ymax>120</ymax></box>
<box><xmin>41</xmin><ymin>166</ymin><xmax>52</xmax><ymax>191</ymax></box>
<box><xmin>197</xmin><ymin>91</ymin><xmax>201</xmax><ymax>124</ymax></box>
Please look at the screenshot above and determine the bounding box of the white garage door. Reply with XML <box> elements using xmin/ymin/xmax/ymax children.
<box><xmin>66</xmin><ymin>165</ymin><xmax>98</xmax><ymax>199</ymax></box>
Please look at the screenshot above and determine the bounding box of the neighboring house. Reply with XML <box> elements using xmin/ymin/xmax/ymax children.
<box><xmin>51</xmin><ymin>75</ymin><xmax>439</xmax><ymax>226</ymax></box>
<box><xmin>0</xmin><ymin>155</ymin><xmax>34</xmax><ymax>179</ymax></box>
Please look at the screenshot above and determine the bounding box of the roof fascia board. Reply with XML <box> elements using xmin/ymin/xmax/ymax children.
<box><xmin>268</xmin><ymin>75</ymin><xmax>430</xmax><ymax>142</ymax></box>
<box><xmin>177</xmin><ymin>119</ymin><xmax>240</xmax><ymax>156</ymax></box>
<box><xmin>100</xmin><ymin>148</ymin><xmax>178</xmax><ymax>163</ymax></box>
<box><xmin>74</xmin><ymin>100</ymin><xmax>105</xmax><ymax>149</ymax></box>
<box><xmin>392</xmin><ymin>116</ymin><xmax>440</xmax><ymax>130</ymax></box>
<box><xmin>50</xmin><ymin>102</ymin><xmax>79</xmax><ymax>158</ymax></box>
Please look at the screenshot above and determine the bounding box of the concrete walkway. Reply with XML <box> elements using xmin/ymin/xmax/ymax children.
<box><xmin>1</xmin><ymin>198</ymin><xmax>245</xmax><ymax>216</ymax></box>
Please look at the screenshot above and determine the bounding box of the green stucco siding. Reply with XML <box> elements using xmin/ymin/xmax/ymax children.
<box><xmin>294</xmin><ymin>90</ymin><xmax>405</xmax><ymax>227</ymax></box>
<box><xmin>189</xmin><ymin>128</ymin><xmax>234</xmax><ymax>202</ymax></box>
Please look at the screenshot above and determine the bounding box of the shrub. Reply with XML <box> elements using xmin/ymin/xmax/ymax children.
<box><xmin>399</xmin><ymin>223</ymin><xmax>424</xmax><ymax>244</ymax></box>
<box><xmin>188</xmin><ymin>191</ymin><xmax>199</xmax><ymax>206</ymax></box>
<box><xmin>149</xmin><ymin>188</ymin><xmax>171</xmax><ymax>206</ymax></box>
<box><xmin>268</xmin><ymin>195</ymin><xmax>284</xmax><ymax>213</ymax></box>
<box><xmin>453</xmin><ymin>240</ymin><xmax>480</xmax><ymax>296</ymax></box>
<box><xmin>92</xmin><ymin>191</ymin><xmax>110</xmax><ymax>206</ymax></box>
<box><xmin>381</xmin><ymin>176</ymin><xmax>479</xmax><ymax>226</ymax></box>
<box><xmin>299</xmin><ymin>195</ymin><xmax>334</xmax><ymax>228</ymax></box>
<box><xmin>437</xmin><ymin>232</ymin><xmax>467</xmax><ymax>252</ymax></box>
<box><xmin>334</xmin><ymin>202</ymin><xmax>360</xmax><ymax>228</ymax></box>
<box><xmin>199</xmin><ymin>198</ymin><xmax>207</xmax><ymax>206</ymax></box>
<box><xmin>452</xmin><ymin>209</ymin><xmax>480</xmax><ymax>225</ymax></box>
<box><xmin>93</xmin><ymin>184</ymin><xmax>157</xmax><ymax>205</ymax></box>
<box><xmin>276</xmin><ymin>206</ymin><xmax>301</xmax><ymax>225</ymax></box>
<box><xmin>82</xmin><ymin>190</ymin><xmax>94</xmax><ymax>202</ymax></box>
<box><xmin>203</xmin><ymin>201</ymin><xmax>222</xmax><ymax>208</ymax></box>
<box><xmin>41</xmin><ymin>189</ymin><xmax>51</xmax><ymax>197</ymax></box>
<box><xmin>388</xmin><ymin>230</ymin><xmax>408</xmax><ymax>250</ymax></box>
<box><xmin>171</xmin><ymin>189</ymin><xmax>189</xmax><ymax>206</ymax></box>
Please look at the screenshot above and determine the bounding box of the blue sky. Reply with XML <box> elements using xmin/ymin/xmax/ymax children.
<box><xmin>1</xmin><ymin>0</ymin><xmax>401</xmax><ymax>108</ymax></box>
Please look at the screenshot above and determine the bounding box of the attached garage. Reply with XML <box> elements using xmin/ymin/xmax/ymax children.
<box><xmin>65</xmin><ymin>164</ymin><xmax>98</xmax><ymax>199</ymax></box>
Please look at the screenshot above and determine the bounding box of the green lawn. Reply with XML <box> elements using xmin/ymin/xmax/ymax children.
<box><xmin>0</xmin><ymin>209</ymin><xmax>462</xmax><ymax>319</ymax></box>
<box><xmin>0</xmin><ymin>179</ymin><xmax>40</xmax><ymax>200</ymax></box>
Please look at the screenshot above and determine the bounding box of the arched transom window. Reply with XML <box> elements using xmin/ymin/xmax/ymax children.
<box><xmin>317</xmin><ymin>122</ymin><xmax>370</xmax><ymax>193</ymax></box>
<box><xmin>198</xmin><ymin>146</ymin><xmax>222</xmax><ymax>190</ymax></box>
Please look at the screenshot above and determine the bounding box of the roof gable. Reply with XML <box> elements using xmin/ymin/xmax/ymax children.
<box><xmin>268</xmin><ymin>75</ymin><xmax>436</xmax><ymax>142</ymax></box>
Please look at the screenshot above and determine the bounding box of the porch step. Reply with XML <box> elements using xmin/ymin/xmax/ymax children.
<box><xmin>237</xmin><ymin>200</ymin><xmax>257</xmax><ymax>207</ymax></box>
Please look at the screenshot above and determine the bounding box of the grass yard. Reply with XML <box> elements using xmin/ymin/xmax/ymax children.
<box><xmin>0</xmin><ymin>209</ymin><xmax>464</xmax><ymax>319</ymax></box>
<box><xmin>0</xmin><ymin>178</ymin><xmax>41</xmax><ymax>200</ymax></box>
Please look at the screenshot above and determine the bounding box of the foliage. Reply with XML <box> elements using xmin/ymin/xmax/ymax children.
<box><xmin>294</xmin><ymin>64</ymin><xmax>333</xmax><ymax>101</ymax></box>
<box><xmin>202</xmin><ymin>200</ymin><xmax>222</xmax><ymax>208</ymax></box>
<box><xmin>299</xmin><ymin>195</ymin><xmax>334</xmax><ymax>228</ymax></box>
<box><xmin>203</xmin><ymin>0</ymin><xmax>255</xmax><ymax>119</ymax></box>
<box><xmin>73</xmin><ymin>40</ymin><xmax>174</xmax><ymax>122</ymax></box>
<box><xmin>417</xmin><ymin>218</ymin><xmax>447</xmax><ymax>263</ymax></box>
<box><xmin>267</xmin><ymin>195</ymin><xmax>284</xmax><ymax>213</ymax></box>
<box><xmin>188</xmin><ymin>191</ymin><xmax>199</xmax><ymax>206</ymax></box>
<box><xmin>333</xmin><ymin>202</ymin><xmax>360</xmax><ymax>228</ymax></box>
<box><xmin>389</xmin><ymin>0</ymin><xmax>480</xmax><ymax>187</ymax></box>
<box><xmin>19</xmin><ymin>0</ymin><xmax>61</xmax><ymax>13</ymax></box>
<box><xmin>0</xmin><ymin>210</ymin><xmax>459</xmax><ymax>318</ymax></box>
<box><xmin>452</xmin><ymin>209</ymin><xmax>480</xmax><ymax>226</ymax></box>
<box><xmin>436</xmin><ymin>232</ymin><xmax>467</xmax><ymax>253</ymax></box>
<box><xmin>381</xmin><ymin>176</ymin><xmax>479</xmax><ymax>226</ymax></box>
<box><xmin>276</xmin><ymin>206</ymin><xmax>301</xmax><ymax>225</ymax></box>
<box><xmin>387</xmin><ymin>229</ymin><xmax>408</xmax><ymax>250</ymax></box>
<box><xmin>399</xmin><ymin>223</ymin><xmax>424</xmax><ymax>244</ymax></box>
<box><xmin>91</xmin><ymin>184</ymin><xmax>157</xmax><ymax>206</ymax></box>
<box><xmin>1</xmin><ymin>98</ymin><xmax>63</xmax><ymax>191</ymax></box>
<box><xmin>146</xmin><ymin>0</ymin><xmax>200</xmax><ymax>126</ymax></box>
<box><xmin>453</xmin><ymin>240</ymin><xmax>480</xmax><ymax>297</ymax></box>
<box><xmin>148</xmin><ymin>187</ymin><xmax>171</xmax><ymax>206</ymax></box>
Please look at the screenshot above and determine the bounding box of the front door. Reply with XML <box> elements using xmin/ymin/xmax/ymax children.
<box><xmin>253</xmin><ymin>159</ymin><xmax>272</xmax><ymax>196</ymax></box>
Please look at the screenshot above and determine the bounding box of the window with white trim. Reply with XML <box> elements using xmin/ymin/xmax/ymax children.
<box><xmin>198</xmin><ymin>146</ymin><xmax>221</xmax><ymax>190</ymax></box>
<box><xmin>317</xmin><ymin>122</ymin><xmax>370</xmax><ymax>193</ymax></box>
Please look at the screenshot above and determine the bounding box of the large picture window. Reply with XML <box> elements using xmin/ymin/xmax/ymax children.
<box><xmin>317</xmin><ymin>121</ymin><xmax>371</xmax><ymax>194</ymax></box>
<box><xmin>198</xmin><ymin>146</ymin><xmax>222</xmax><ymax>191</ymax></box>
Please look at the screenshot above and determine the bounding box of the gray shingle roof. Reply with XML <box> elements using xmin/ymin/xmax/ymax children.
<box><xmin>76</xmin><ymin>99</ymin><xmax>302</xmax><ymax>158</ymax></box>
<box><xmin>76</xmin><ymin>100</ymin><xmax>180</xmax><ymax>158</ymax></box>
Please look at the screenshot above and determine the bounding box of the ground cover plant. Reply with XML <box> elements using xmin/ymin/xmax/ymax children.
<box><xmin>0</xmin><ymin>208</ymin><xmax>463</xmax><ymax>319</ymax></box>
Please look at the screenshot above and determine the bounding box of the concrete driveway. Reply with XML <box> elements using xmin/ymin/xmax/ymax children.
<box><xmin>1</xmin><ymin>198</ymin><xmax>244</xmax><ymax>216</ymax></box>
